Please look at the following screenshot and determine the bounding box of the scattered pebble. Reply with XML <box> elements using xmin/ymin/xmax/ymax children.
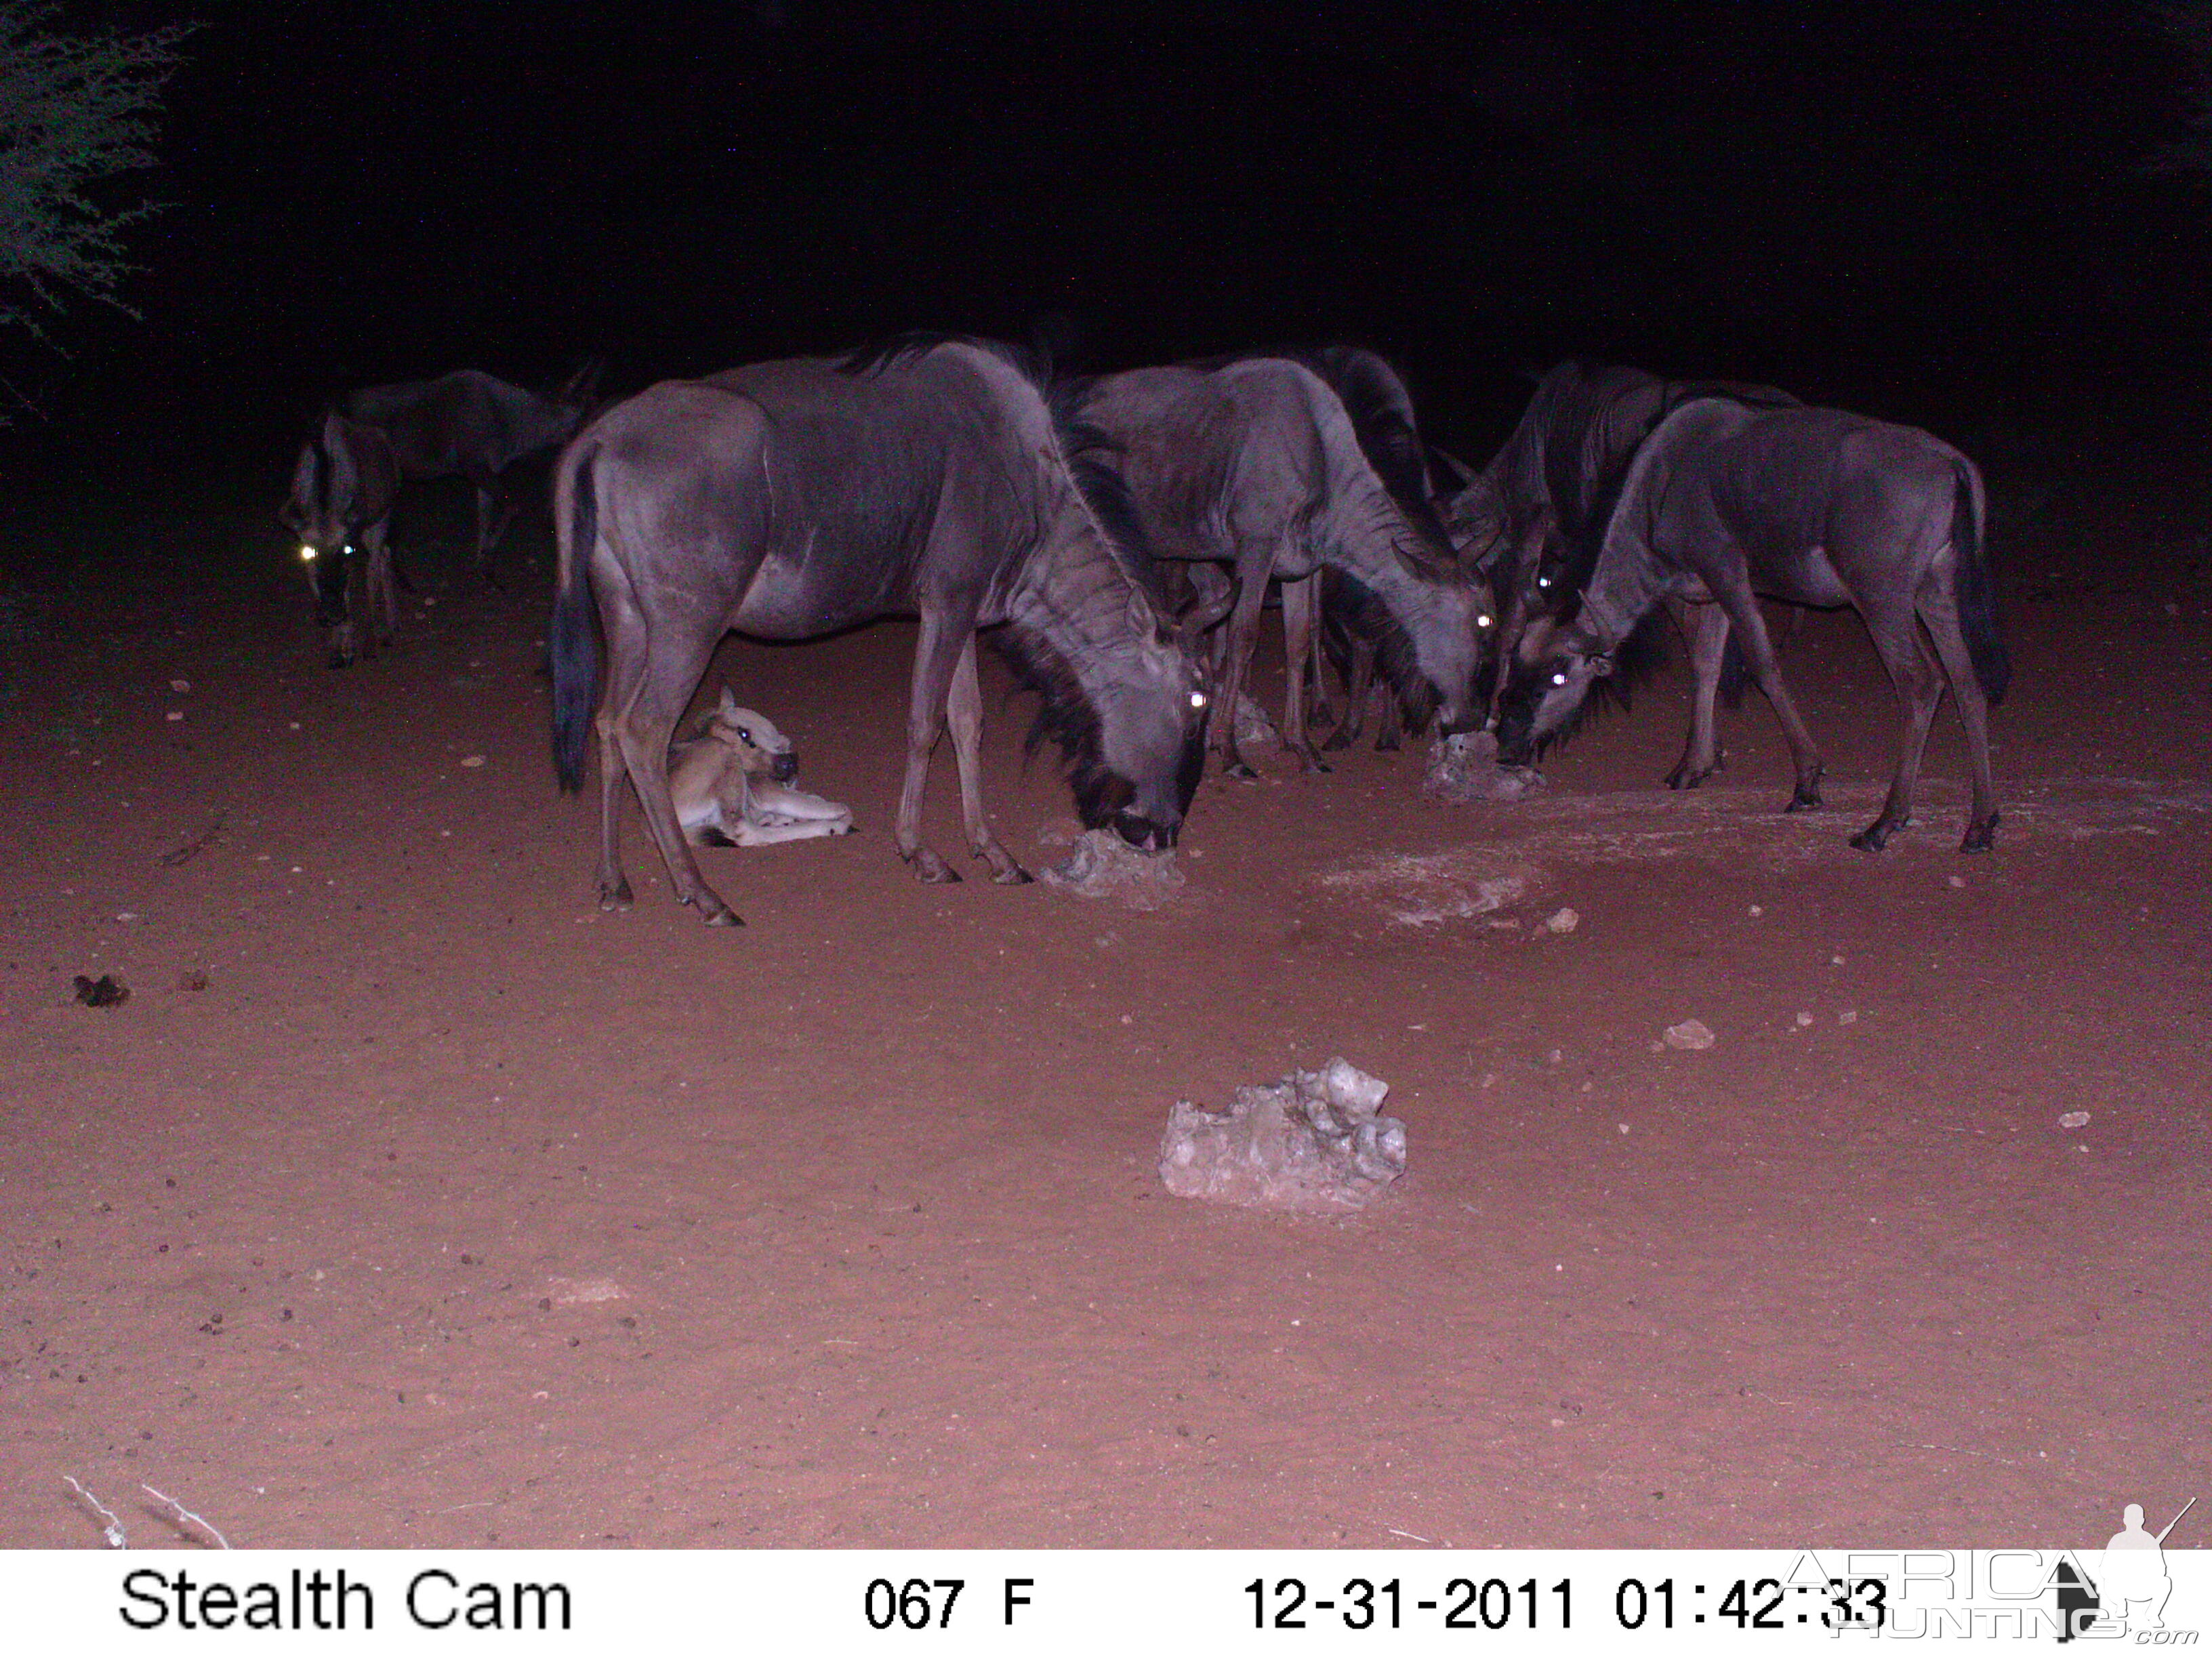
<box><xmin>169</xmin><ymin>679</ymin><xmax>190</xmax><ymax>693</ymax></box>
<box><xmin>165</xmin><ymin>711</ymin><xmax>184</xmax><ymax>722</ymax></box>
<box><xmin>1542</xmin><ymin>906</ymin><xmax>1580</xmax><ymax>935</ymax></box>
<box><xmin>2058</xmin><ymin>1111</ymin><xmax>2091</xmax><ymax>1130</ymax></box>
<box><xmin>1830</xmin><ymin>954</ymin><xmax>1846</xmax><ymax>966</ymax></box>
<box><xmin>71</xmin><ymin>974</ymin><xmax>128</xmax><ymax>1008</ymax></box>
<box><xmin>115</xmin><ymin>912</ymin><xmax>138</xmax><ymax>923</ymax></box>
<box><xmin>176</xmin><ymin>969</ymin><xmax>209</xmax><ymax>993</ymax></box>
<box><xmin>1839</xmin><ymin>1009</ymin><xmax>1858</xmax><ymax>1025</ymax></box>
<box><xmin>1794</xmin><ymin>1011</ymin><xmax>1814</xmax><ymax>1027</ymax></box>
<box><xmin>1946</xmin><ymin>875</ymin><xmax>1965</xmax><ymax>888</ymax></box>
<box><xmin>1748</xmin><ymin>904</ymin><xmax>1763</xmax><ymax>917</ymax></box>
<box><xmin>1547</xmin><ymin>1048</ymin><xmax>1563</xmax><ymax>1065</ymax></box>
<box><xmin>459</xmin><ymin>754</ymin><xmax>486</xmax><ymax>769</ymax></box>
<box><xmin>289</xmin><ymin>722</ymin><xmax>302</xmax><ymax>731</ymax></box>
<box><xmin>1663</xmin><ymin>1019</ymin><xmax>1716</xmax><ymax>1051</ymax></box>
<box><xmin>1616</xmin><ymin>1123</ymin><xmax>1631</xmax><ymax>1135</ymax></box>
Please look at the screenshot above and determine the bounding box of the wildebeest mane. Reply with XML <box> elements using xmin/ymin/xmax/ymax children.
<box><xmin>1330</xmin><ymin>569</ymin><xmax>1439</xmax><ymax>725</ymax></box>
<box><xmin>1045</xmin><ymin>375</ymin><xmax>1170</xmax><ymax>607</ymax></box>
<box><xmin>986</xmin><ymin>623</ymin><xmax>1132</xmax><ymax>830</ymax></box>
<box><xmin>838</xmin><ymin>329</ymin><xmax>1053</xmax><ymax>389</ymax></box>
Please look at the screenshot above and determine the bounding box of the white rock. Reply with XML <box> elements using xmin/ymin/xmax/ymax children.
<box><xmin>1040</xmin><ymin>829</ymin><xmax>1186</xmax><ymax>910</ymax></box>
<box><xmin>1663</xmin><ymin>1019</ymin><xmax>1717</xmax><ymax>1051</ymax></box>
<box><xmin>1160</xmin><ymin>1057</ymin><xmax>1406</xmax><ymax>1213</ymax></box>
<box><xmin>1543</xmin><ymin>906</ymin><xmax>1579</xmax><ymax>935</ymax></box>
<box><xmin>2058</xmin><ymin>1111</ymin><xmax>2091</xmax><ymax>1130</ymax></box>
<box><xmin>1423</xmin><ymin>729</ymin><xmax>1545</xmax><ymax>804</ymax></box>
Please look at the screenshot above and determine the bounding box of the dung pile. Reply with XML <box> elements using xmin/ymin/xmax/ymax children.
<box><xmin>1040</xmin><ymin>830</ymin><xmax>1186</xmax><ymax>909</ymax></box>
<box><xmin>1424</xmin><ymin>729</ymin><xmax>1544</xmax><ymax>804</ymax></box>
<box><xmin>1159</xmin><ymin>1057</ymin><xmax>1406</xmax><ymax>1212</ymax></box>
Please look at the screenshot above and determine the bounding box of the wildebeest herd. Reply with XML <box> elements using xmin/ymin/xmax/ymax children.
<box><xmin>284</xmin><ymin>340</ymin><xmax>2011</xmax><ymax>926</ymax></box>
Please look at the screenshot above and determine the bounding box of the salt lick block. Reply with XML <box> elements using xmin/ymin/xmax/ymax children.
<box><xmin>1423</xmin><ymin>729</ymin><xmax>1545</xmax><ymax>804</ymax></box>
<box><xmin>1040</xmin><ymin>829</ymin><xmax>1187</xmax><ymax>910</ymax></box>
<box><xmin>1160</xmin><ymin>1057</ymin><xmax>1407</xmax><ymax>1213</ymax></box>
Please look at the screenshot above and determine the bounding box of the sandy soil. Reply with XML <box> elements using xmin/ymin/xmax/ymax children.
<box><xmin>1</xmin><ymin>474</ymin><xmax>2206</xmax><ymax>1550</ymax></box>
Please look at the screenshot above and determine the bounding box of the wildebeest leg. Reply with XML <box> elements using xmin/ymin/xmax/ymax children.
<box><xmin>472</xmin><ymin>478</ymin><xmax>512</xmax><ymax>586</ymax></box>
<box><xmin>1277</xmin><ymin>575</ymin><xmax>1330</xmax><ymax>773</ymax></box>
<box><xmin>1323</xmin><ymin>636</ymin><xmax>1372</xmax><ymax>751</ymax></box>
<box><xmin>1485</xmin><ymin>586</ymin><xmax>1532</xmax><ymax>729</ymax></box>
<box><xmin>1848</xmin><ymin>605</ymin><xmax>1946</xmax><ymax>853</ymax></box>
<box><xmin>592</xmin><ymin>600</ymin><xmax>649</xmax><ymax>909</ymax></box>
<box><xmin>1303</xmin><ymin>596</ymin><xmax>1335</xmax><ymax>730</ymax></box>
<box><xmin>1371</xmin><ymin>660</ymin><xmax>1404</xmax><ymax>752</ymax></box>
<box><xmin>601</xmin><ymin>606</ymin><xmax>739</xmax><ymax>924</ymax></box>
<box><xmin>946</xmin><ymin>636</ymin><xmax>1032</xmax><ymax>883</ymax></box>
<box><xmin>362</xmin><ymin>519</ymin><xmax>398</xmax><ymax>655</ymax></box>
<box><xmin>1915</xmin><ymin>577</ymin><xmax>2002</xmax><ymax>853</ymax></box>
<box><xmin>1664</xmin><ymin>598</ymin><xmax>1731</xmax><ymax>790</ymax></box>
<box><xmin>894</xmin><ymin>609</ymin><xmax>970</xmax><ymax>883</ymax></box>
<box><xmin>1212</xmin><ymin>564</ymin><xmax>1271</xmax><ymax>779</ymax></box>
<box><xmin>609</xmin><ymin>614</ymin><xmax>740</xmax><ymax>924</ymax></box>
<box><xmin>1712</xmin><ymin>583</ymin><xmax>1824</xmax><ymax>811</ymax></box>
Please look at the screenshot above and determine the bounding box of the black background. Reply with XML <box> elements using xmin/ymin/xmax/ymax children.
<box><xmin>12</xmin><ymin>1</ymin><xmax>2209</xmax><ymax>491</ymax></box>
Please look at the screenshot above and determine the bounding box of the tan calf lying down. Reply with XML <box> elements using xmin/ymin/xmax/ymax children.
<box><xmin>670</xmin><ymin>690</ymin><xmax>855</xmax><ymax>847</ymax></box>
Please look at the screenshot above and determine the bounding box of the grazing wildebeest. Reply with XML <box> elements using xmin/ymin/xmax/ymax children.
<box><xmin>1071</xmin><ymin>354</ymin><xmax>1490</xmax><ymax>776</ymax></box>
<box><xmin>1443</xmin><ymin>362</ymin><xmax>1799</xmax><ymax>726</ymax></box>
<box><xmin>550</xmin><ymin>337</ymin><xmax>1209</xmax><ymax>926</ymax></box>
<box><xmin>341</xmin><ymin>365</ymin><xmax>596</xmax><ymax>577</ymax></box>
<box><xmin>280</xmin><ymin>409</ymin><xmax>403</xmax><ymax>668</ymax></box>
<box><xmin>670</xmin><ymin>689</ymin><xmax>855</xmax><ymax>847</ymax></box>
<box><xmin>1494</xmin><ymin>397</ymin><xmax>2011</xmax><ymax>853</ymax></box>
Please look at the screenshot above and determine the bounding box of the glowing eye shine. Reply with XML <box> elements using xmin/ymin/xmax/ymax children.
<box><xmin>1551</xmin><ymin>672</ymin><xmax>1568</xmax><ymax>687</ymax></box>
<box><xmin>1477</xmin><ymin>613</ymin><xmax>1494</xmax><ymax>628</ymax></box>
<box><xmin>1189</xmin><ymin>691</ymin><xmax>1208</xmax><ymax>710</ymax></box>
<box><xmin>1538</xmin><ymin>576</ymin><xmax>1552</xmax><ymax>589</ymax></box>
<box><xmin>300</xmin><ymin>544</ymin><xmax>317</xmax><ymax>562</ymax></box>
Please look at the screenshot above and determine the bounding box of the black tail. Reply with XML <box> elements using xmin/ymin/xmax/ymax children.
<box><xmin>550</xmin><ymin>445</ymin><xmax>601</xmax><ymax>792</ymax></box>
<box><xmin>1950</xmin><ymin>459</ymin><xmax>2009</xmax><ymax>706</ymax></box>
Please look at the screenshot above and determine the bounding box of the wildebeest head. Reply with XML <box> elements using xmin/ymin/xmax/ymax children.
<box><xmin>1492</xmin><ymin>615</ymin><xmax>1616</xmax><ymax>764</ymax></box>
<box><xmin>700</xmin><ymin>688</ymin><xmax>801</xmax><ymax>785</ymax></box>
<box><xmin>1003</xmin><ymin>588</ymin><xmax>1211</xmax><ymax>854</ymax></box>
<box><xmin>1090</xmin><ymin>590</ymin><xmax>1210</xmax><ymax>851</ymax></box>
<box><xmin>281</xmin><ymin>411</ymin><xmax>366</xmax><ymax>650</ymax></box>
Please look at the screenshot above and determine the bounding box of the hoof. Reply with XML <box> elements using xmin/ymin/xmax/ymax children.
<box><xmin>907</xmin><ymin>848</ymin><xmax>961</xmax><ymax>884</ymax></box>
<box><xmin>1290</xmin><ymin>747</ymin><xmax>1332</xmax><ymax>775</ymax></box>
<box><xmin>598</xmin><ymin>878</ymin><xmax>634</xmax><ymax>911</ymax></box>
<box><xmin>703</xmin><ymin>905</ymin><xmax>745</xmax><ymax>928</ymax></box>
<box><xmin>1375</xmin><ymin>734</ymin><xmax>1401</xmax><ymax>754</ymax></box>
<box><xmin>1784</xmin><ymin>787</ymin><xmax>1823</xmax><ymax>814</ymax></box>
<box><xmin>993</xmin><ymin>863</ymin><xmax>1036</xmax><ymax>886</ymax></box>
<box><xmin>1321</xmin><ymin>728</ymin><xmax>1356</xmax><ymax>753</ymax></box>
<box><xmin>1849</xmin><ymin>821</ymin><xmax>1895</xmax><ymax>853</ymax></box>
<box><xmin>1959</xmin><ymin>813</ymin><xmax>1999</xmax><ymax>855</ymax></box>
<box><xmin>1223</xmin><ymin>761</ymin><xmax>1260</xmax><ymax>781</ymax></box>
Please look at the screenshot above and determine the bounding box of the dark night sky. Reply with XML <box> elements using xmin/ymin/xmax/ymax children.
<box><xmin>12</xmin><ymin>0</ymin><xmax>2212</xmax><ymax>486</ymax></box>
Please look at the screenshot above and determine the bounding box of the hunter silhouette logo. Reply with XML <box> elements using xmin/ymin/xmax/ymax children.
<box><xmin>2057</xmin><ymin>1496</ymin><xmax>2196</xmax><ymax>1641</ymax></box>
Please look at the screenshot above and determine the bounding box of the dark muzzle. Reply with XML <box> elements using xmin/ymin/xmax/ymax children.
<box><xmin>1111</xmin><ymin>810</ymin><xmax>1179</xmax><ymax>853</ymax></box>
<box><xmin>771</xmin><ymin>752</ymin><xmax>799</xmax><ymax>784</ymax></box>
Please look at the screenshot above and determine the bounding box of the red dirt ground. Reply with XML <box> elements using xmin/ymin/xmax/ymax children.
<box><xmin>2</xmin><ymin>477</ymin><xmax>2206</xmax><ymax>1550</ymax></box>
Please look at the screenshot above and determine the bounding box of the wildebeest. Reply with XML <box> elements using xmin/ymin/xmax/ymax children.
<box><xmin>1071</xmin><ymin>354</ymin><xmax>1491</xmax><ymax>775</ymax></box>
<box><xmin>281</xmin><ymin>409</ymin><xmax>403</xmax><ymax>668</ymax></box>
<box><xmin>1494</xmin><ymin>397</ymin><xmax>2010</xmax><ymax>853</ymax></box>
<box><xmin>341</xmin><ymin>366</ymin><xmax>596</xmax><ymax>577</ymax></box>
<box><xmin>1443</xmin><ymin>362</ymin><xmax>1799</xmax><ymax>726</ymax></box>
<box><xmin>550</xmin><ymin>337</ymin><xmax>1209</xmax><ymax>926</ymax></box>
<box><xmin>670</xmin><ymin>689</ymin><xmax>855</xmax><ymax>847</ymax></box>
